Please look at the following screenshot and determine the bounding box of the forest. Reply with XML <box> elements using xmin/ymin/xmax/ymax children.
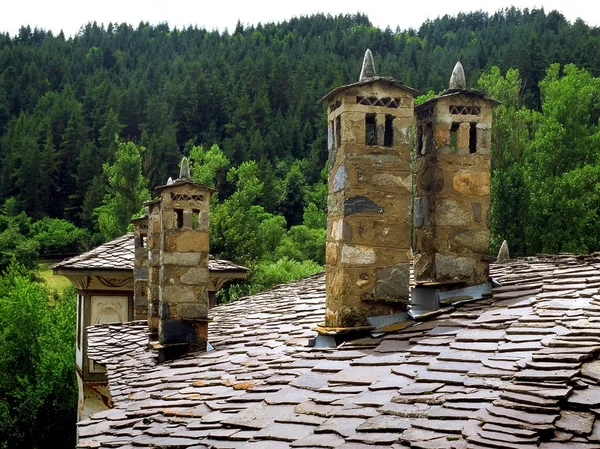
<box><xmin>2</xmin><ymin>8</ymin><xmax>600</xmax><ymax>447</ymax></box>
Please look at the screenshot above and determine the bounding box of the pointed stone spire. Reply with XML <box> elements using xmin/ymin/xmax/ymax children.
<box><xmin>178</xmin><ymin>157</ymin><xmax>191</xmax><ymax>181</ymax></box>
<box><xmin>167</xmin><ymin>177</ymin><xmax>173</xmax><ymax>185</ymax></box>
<box><xmin>497</xmin><ymin>240</ymin><xmax>510</xmax><ymax>262</ymax></box>
<box><xmin>359</xmin><ymin>49</ymin><xmax>376</xmax><ymax>82</ymax></box>
<box><xmin>449</xmin><ymin>61</ymin><xmax>466</xmax><ymax>90</ymax></box>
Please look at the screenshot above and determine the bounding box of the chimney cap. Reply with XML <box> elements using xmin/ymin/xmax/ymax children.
<box><xmin>319</xmin><ymin>49</ymin><xmax>420</xmax><ymax>104</ymax></box>
<box><xmin>449</xmin><ymin>61</ymin><xmax>467</xmax><ymax>90</ymax></box>
<box><xmin>497</xmin><ymin>240</ymin><xmax>510</xmax><ymax>262</ymax></box>
<box><xmin>359</xmin><ymin>49</ymin><xmax>376</xmax><ymax>82</ymax></box>
<box><xmin>177</xmin><ymin>157</ymin><xmax>191</xmax><ymax>181</ymax></box>
<box><xmin>154</xmin><ymin>157</ymin><xmax>217</xmax><ymax>194</ymax></box>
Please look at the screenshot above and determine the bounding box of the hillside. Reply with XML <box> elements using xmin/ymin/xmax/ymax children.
<box><xmin>0</xmin><ymin>8</ymin><xmax>599</xmax><ymax>258</ymax></box>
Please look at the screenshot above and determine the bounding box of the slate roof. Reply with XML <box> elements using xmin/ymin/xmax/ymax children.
<box><xmin>52</xmin><ymin>233</ymin><xmax>248</xmax><ymax>274</ymax></box>
<box><xmin>78</xmin><ymin>255</ymin><xmax>600</xmax><ymax>449</ymax></box>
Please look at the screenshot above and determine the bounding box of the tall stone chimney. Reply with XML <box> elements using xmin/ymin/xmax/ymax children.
<box><xmin>318</xmin><ymin>49</ymin><xmax>419</xmax><ymax>328</ymax></box>
<box><xmin>413</xmin><ymin>62</ymin><xmax>499</xmax><ymax>286</ymax></box>
<box><xmin>147</xmin><ymin>158</ymin><xmax>216</xmax><ymax>360</ymax></box>
<box><xmin>131</xmin><ymin>214</ymin><xmax>149</xmax><ymax>321</ymax></box>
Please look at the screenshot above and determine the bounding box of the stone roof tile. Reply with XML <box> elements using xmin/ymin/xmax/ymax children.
<box><xmin>78</xmin><ymin>255</ymin><xmax>600</xmax><ymax>448</ymax></box>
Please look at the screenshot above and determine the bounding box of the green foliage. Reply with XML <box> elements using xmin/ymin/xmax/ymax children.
<box><xmin>0</xmin><ymin>199</ymin><xmax>39</xmax><ymax>272</ymax></box>
<box><xmin>479</xmin><ymin>64</ymin><xmax>600</xmax><ymax>256</ymax></box>
<box><xmin>188</xmin><ymin>144</ymin><xmax>230</xmax><ymax>189</ymax></box>
<box><xmin>302</xmin><ymin>202</ymin><xmax>327</xmax><ymax>229</ymax></box>
<box><xmin>2</xmin><ymin>9</ymin><xmax>600</xmax><ymax>226</ymax></box>
<box><xmin>477</xmin><ymin>67</ymin><xmax>538</xmax><ymax>256</ymax></box>
<box><xmin>524</xmin><ymin>64</ymin><xmax>600</xmax><ymax>254</ymax></box>
<box><xmin>275</xmin><ymin>225</ymin><xmax>326</xmax><ymax>265</ymax></box>
<box><xmin>0</xmin><ymin>262</ymin><xmax>77</xmax><ymax>449</ymax></box>
<box><xmin>30</xmin><ymin>217</ymin><xmax>91</xmax><ymax>255</ymax></box>
<box><xmin>217</xmin><ymin>257</ymin><xmax>323</xmax><ymax>302</ymax></box>
<box><xmin>414</xmin><ymin>90</ymin><xmax>437</xmax><ymax>105</ymax></box>
<box><xmin>251</xmin><ymin>258</ymin><xmax>323</xmax><ymax>293</ymax></box>
<box><xmin>94</xmin><ymin>140</ymin><xmax>151</xmax><ymax>240</ymax></box>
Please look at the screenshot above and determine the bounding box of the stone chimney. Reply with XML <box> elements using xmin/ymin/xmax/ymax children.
<box><xmin>146</xmin><ymin>199</ymin><xmax>162</xmax><ymax>341</ymax></box>
<box><xmin>318</xmin><ymin>49</ymin><xmax>419</xmax><ymax>328</ymax></box>
<box><xmin>146</xmin><ymin>158</ymin><xmax>216</xmax><ymax>360</ymax></box>
<box><xmin>131</xmin><ymin>214</ymin><xmax>149</xmax><ymax>321</ymax></box>
<box><xmin>413</xmin><ymin>62</ymin><xmax>499</xmax><ymax>286</ymax></box>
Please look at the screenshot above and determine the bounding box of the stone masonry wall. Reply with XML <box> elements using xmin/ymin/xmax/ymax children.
<box><xmin>325</xmin><ymin>81</ymin><xmax>413</xmax><ymax>328</ymax></box>
<box><xmin>414</xmin><ymin>93</ymin><xmax>492</xmax><ymax>285</ymax></box>
<box><xmin>157</xmin><ymin>182</ymin><xmax>211</xmax><ymax>353</ymax></box>
<box><xmin>132</xmin><ymin>216</ymin><xmax>149</xmax><ymax>321</ymax></box>
<box><xmin>146</xmin><ymin>201</ymin><xmax>161</xmax><ymax>339</ymax></box>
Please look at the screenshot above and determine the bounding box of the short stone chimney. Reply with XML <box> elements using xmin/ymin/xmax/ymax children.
<box><xmin>146</xmin><ymin>158</ymin><xmax>216</xmax><ymax>360</ymax></box>
<box><xmin>318</xmin><ymin>49</ymin><xmax>419</xmax><ymax>328</ymax></box>
<box><xmin>413</xmin><ymin>62</ymin><xmax>499</xmax><ymax>286</ymax></box>
<box><xmin>131</xmin><ymin>214</ymin><xmax>149</xmax><ymax>321</ymax></box>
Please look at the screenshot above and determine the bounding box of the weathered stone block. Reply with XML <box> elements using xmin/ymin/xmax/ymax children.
<box><xmin>413</xmin><ymin>227</ymin><xmax>436</xmax><ymax>253</ymax></box>
<box><xmin>476</xmin><ymin>126</ymin><xmax>491</xmax><ymax>154</ymax></box>
<box><xmin>180</xmin><ymin>267</ymin><xmax>209</xmax><ymax>285</ymax></box>
<box><xmin>373</xmin><ymin>264</ymin><xmax>410</xmax><ymax>302</ymax></box>
<box><xmin>134</xmin><ymin>297</ymin><xmax>148</xmax><ymax>308</ymax></box>
<box><xmin>414</xmin><ymin>197</ymin><xmax>429</xmax><ymax>228</ymax></box>
<box><xmin>434</xmin><ymin>121</ymin><xmax>451</xmax><ymax>148</ymax></box>
<box><xmin>342</xmin><ymin>112</ymin><xmax>364</xmax><ymax>145</ymax></box>
<box><xmin>341</xmin><ymin>244</ymin><xmax>376</xmax><ymax>265</ymax></box>
<box><xmin>328</xmin><ymin>145</ymin><xmax>338</xmax><ymax>171</ymax></box>
<box><xmin>419</xmin><ymin>166</ymin><xmax>444</xmax><ymax>194</ymax></box>
<box><xmin>327</xmin><ymin>218</ymin><xmax>343</xmax><ymax>242</ymax></box>
<box><xmin>435</xmin><ymin>253</ymin><xmax>475</xmax><ymax>281</ymax></box>
<box><xmin>344</xmin><ymin>196</ymin><xmax>384</xmax><ymax>216</ymax></box>
<box><xmin>177</xmin><ymin>302</ymin><xmax>208</xmax><ymax>320</ymax></box>
<box><xmin>414</xmin><ymin>252</ymin><xmax>435</xmax><ymax>283</ymax></box>
<box><xmin>435</xmin><ymin>198</ymin><xmax>471</xmax><ymax>227</ymax></box>
<box><xmin>162</xmin><ymin>209</ymin><xmax>178</xmax><ymax>230</ymax></box>
<box><xmin>333</xmin><ymin>165</ymin><xmax>346</xmax><ymax>192</ymax></box>
<box><xmin>327</xmin><ymin>192</ymin><xmax>343</xmax><ymax>215</ymax></box>
<box><xmin>393</xmin><ymin>117</ymin><xmax>414</xmax><ymax>145</ymax></box>
<box><xmin>344</xmin><ymin>190</ymin><xmax>411</xmax><ymax>220</ymax></box>
<box><xmin>326</xmin><ymin>242</ymin><xmax>340</xmax><ymax>265</ymax></box>
<box><xmin>472</xmin><ymin>202</ymin><xmax>482</xmax><ymax>223</ymax></box>
<box><xmin>371</xmin><ymin>172</ymin><xmax>412</xmax><ymax>193</ymax></box>
<box><xmin>161</xmin><ymin>252</ymin><xmax>203</xmax><ymax>267</ymax></box>
<box><xmin>162</xmin><ymin>285</ymin><xmax>195</xmax><ymax>304</ymax></box>
<box><xmin>149</xmin><ymin>266</ymin><xmax>160</xmax><ymax>284</ymax></box>
<box><xmin>134</xmin><ymin>267</ymin><xmax>148</xmax><ymax>280</ymax></box>
<box><xmin>448</xmin><ymin>229</ymin><xmax>490</xmax><ymax>254</ymax></box>
<box><xmin>165</xmin><ymin>230</ymin><xmax>209</xmax><ymax>253</ymax></box>
<box><xmin>134</xmin><ymin>281</ymin><xmax>147</xmax><ymax>296</ymax></box>
<box><xmin>452</xmin><ymin>171</ymin><xmax>490</xmax><ymax>196</ymax></box>
<box><xmin>457</xmin><ymin>122</ymin><xmax>470</xmax><ymax>151</ymax></box>
<box><xmin>344</xmin><ymin>159</ymin><xmax>411</xmax><ymax>194</ymax></box>
<box><xmin>343</xmin><ymin>216</ymin><xmax>411</xmax><ymax>248</ymax></box>
<box><xmin>372</xmin><ymin>246</ymin><xmax>411</xmax><ymax>266</ymax></box>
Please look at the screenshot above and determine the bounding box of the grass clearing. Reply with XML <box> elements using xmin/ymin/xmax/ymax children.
<box><xmin>38</xmin><ymin>260</ymin><xmax>71</xmax><ymax>293</ymax></box>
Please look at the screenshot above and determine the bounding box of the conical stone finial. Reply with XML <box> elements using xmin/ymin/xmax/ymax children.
<box><xmin>178</xmin><ymin>157</ymin><xmax>191</xmax><ymax>180</ymax></box>
<box><xmin>167</xmin><ymin>177</ymin><xmax>174</xmax><ymax>185</ymax></box>
<box><xmin>449</xmin><ymin>61</ymin><xmax>466</xmax><ymax>90</ymax></box>
<box><xmin>359</xmin><ymin>49</ymin><xmax>376</xmax><ymax>82</ymax></box>
<box><xmin>497</xmin><ymin>240</ymin><xmax>510</xmax><ymax>262</ymax></box>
